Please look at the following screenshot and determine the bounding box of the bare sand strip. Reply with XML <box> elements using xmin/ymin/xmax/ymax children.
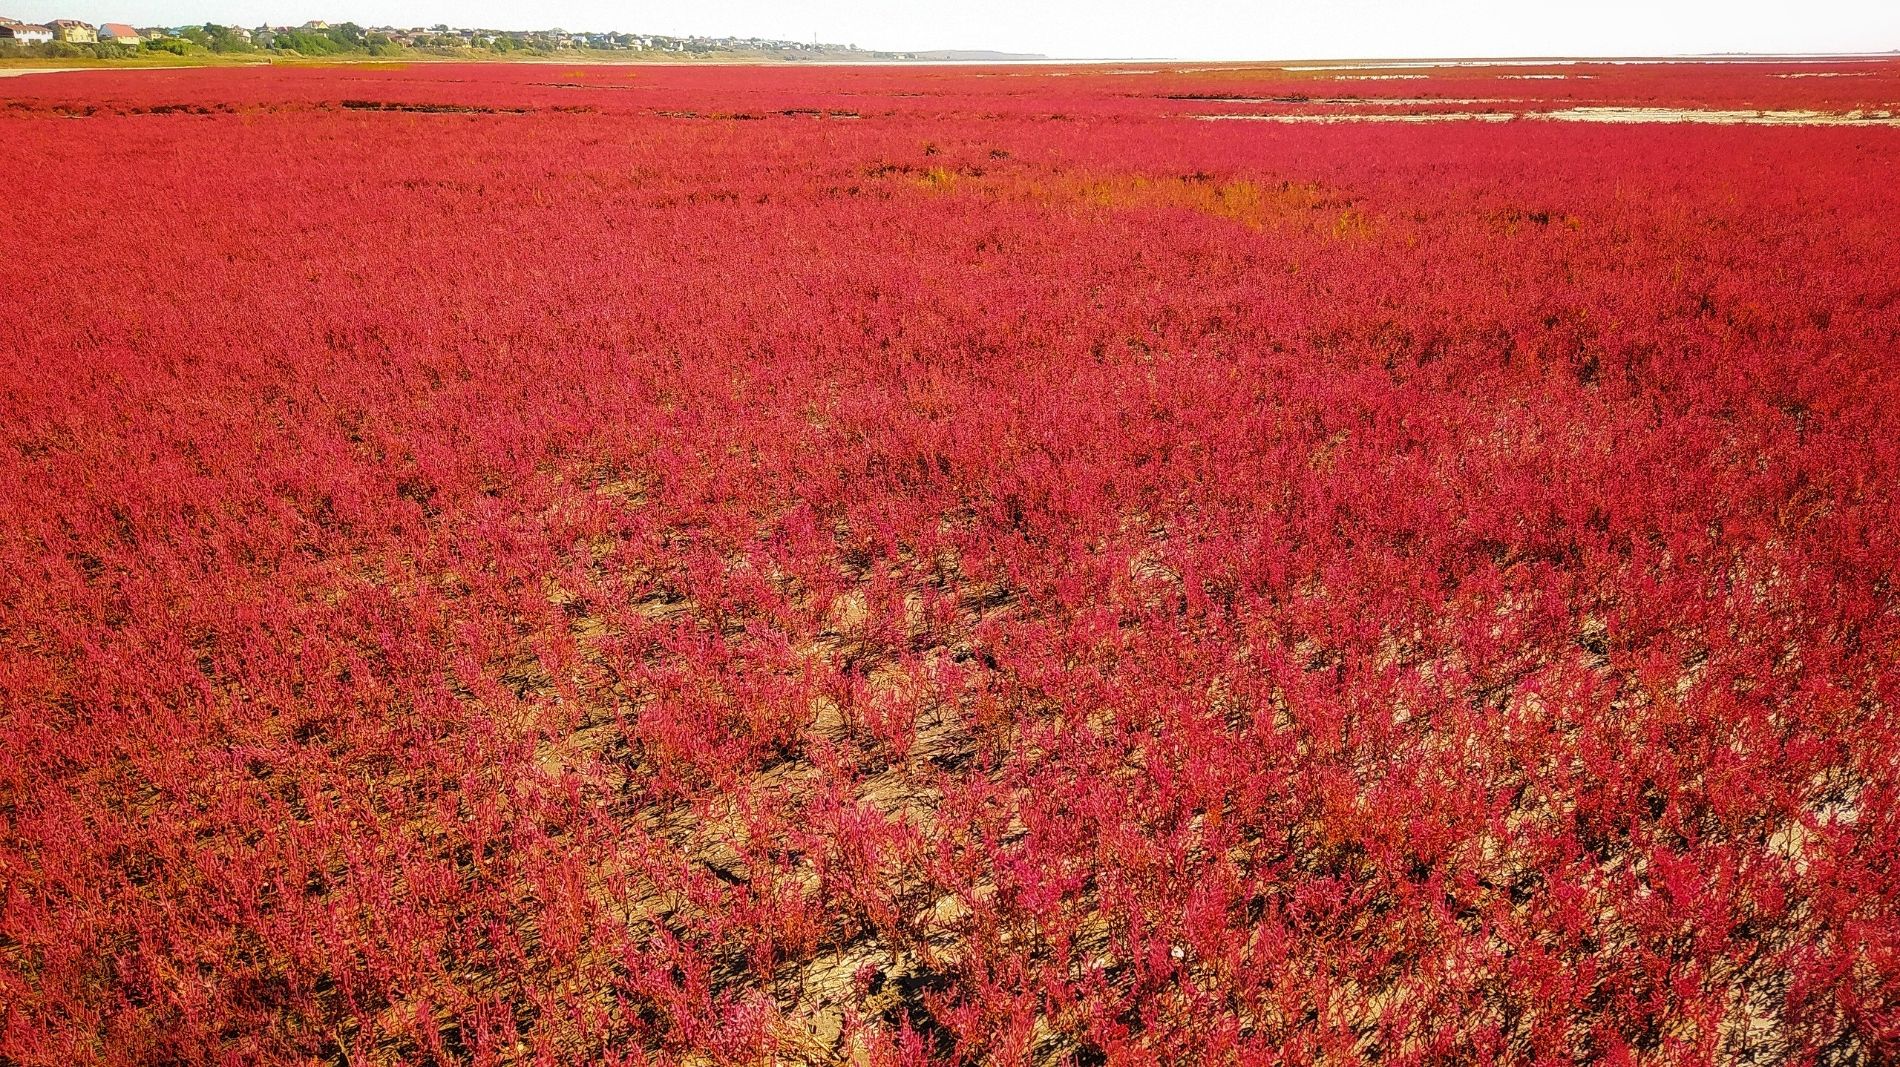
<box><xmin>1198</xmin><ymin>111</ymin><xmax>1516</xmax><ymax>123</ymax></box>
<box><xmin>0</xmin><ymin>67</ymin><xmax>93</xmax><ymax>78</ymax></box>
<box><xmin>0</xmin><ymin>66</ymin><xmax>182</xmax><ymax>78</ymax></box>
<box><xmin>1187</xmin><ymin>96</ymin><xmax>1521</xmax><ymax>104</ymax></box>
<box><xmin>1542</xmin><ymin>106</ymin><xmax>1898</xmax><ymax>124</ymax></box>
<box><xmin>1195</xmin><ymin>107</ymin><xmax>1900</xmax><ymax>126</ymax></box>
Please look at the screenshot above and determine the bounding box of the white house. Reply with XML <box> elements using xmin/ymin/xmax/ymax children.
<box><xmin>1</xmin><ymin>21</ymin><xmax>53</xmax><ymax>43</ymax></box>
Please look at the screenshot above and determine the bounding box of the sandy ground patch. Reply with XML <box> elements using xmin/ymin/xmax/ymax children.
<box><xmin>1186</xmin><ymin>96</ymin><xmax>1518</xmax><ymax>105</ymax></box>
<box><xmin>1195</xmin><ymin>106</ymin><xmax>1900</xmax><ymax>126</ymax></box>
<box><xmin>1197</xmin><ymin>111</ymin><xmax>1516</xmax><ymax>123</ymax></box>
<box><xmin>1286</xmin><ymin>60</ymin><xmax>1580</xmax><ymax>71</ymax></box>
<box><xmin>0</xmin><ymin>65</ymin><xmax>178</xmax><ymax>78</ymax></box>
<box><xmin>1542</xmin><ymin>106</ymin><xmax>1900</xmax><ymax>124</ymax></box>
<box><xmin>0</xmin><ymin>67</ymin><xmax>90</xmax><ymax>78</ymax></box>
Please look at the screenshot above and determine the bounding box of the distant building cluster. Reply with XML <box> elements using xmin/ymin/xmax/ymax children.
<box><xmin>0</xmin><ymin>14</ymin><xmax>882</xmax><ymax>57</ymax></box>
<box><xmin>1</xmin><ymin>15</ymin><xmax>172</xmax><ymax>43</ymax></box>
<box><xmin>1</xmin><ymin>15</ymin><xmax>125</xmax><ymax>43</ymax></box>
<box><xmin>353</xmin><ymin>25</ymin><xmax>868</xmax><ymax>54</ymax></box>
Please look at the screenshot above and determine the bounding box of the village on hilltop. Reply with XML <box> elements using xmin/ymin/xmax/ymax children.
<box><xmin>0</xmin><ymin>15</ymin><xmax>908</xmax><ymax>59</ymax></box>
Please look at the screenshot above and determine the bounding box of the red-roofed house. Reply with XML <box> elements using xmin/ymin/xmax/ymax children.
<box><xmin>99</xmin><ymin>22</ymin><xmax>140</xmax><ymax>44</ymax></box>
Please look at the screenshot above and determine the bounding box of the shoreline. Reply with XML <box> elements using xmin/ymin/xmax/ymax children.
<box><xmin>2</xmin><ymin>51</ymin><xmax>1896</xmax><ymax>77</ymax></box>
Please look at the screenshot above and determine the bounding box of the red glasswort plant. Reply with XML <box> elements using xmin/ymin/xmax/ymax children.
<box><xmin>1</xmin><ymin>59</ymin><xmax>1897</xmax><ymax>1066</ymax></box>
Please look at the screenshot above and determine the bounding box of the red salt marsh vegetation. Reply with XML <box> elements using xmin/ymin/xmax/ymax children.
<box><xmin>2</xmin><ymin>59</ymin><xmax>1898</xmax><ymax>1066</ymax></box>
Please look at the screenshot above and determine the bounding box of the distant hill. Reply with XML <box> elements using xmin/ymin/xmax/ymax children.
<box><xmin>905</xmin><ymin>49</ymin><xmax>1049</xmax><ymax>61</ymax></box>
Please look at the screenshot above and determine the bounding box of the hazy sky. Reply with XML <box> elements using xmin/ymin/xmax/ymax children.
<box><xmin>10</xmin><ymin>1</ymin><xmax>1900</xmax><ymax>58</ymax></box>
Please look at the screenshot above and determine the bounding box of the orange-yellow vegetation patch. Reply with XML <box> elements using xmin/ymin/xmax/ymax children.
<box><xmin>913</xmin><ymin>168</ymin><xmax>1375</xmax><ymax>237</ymax></box>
